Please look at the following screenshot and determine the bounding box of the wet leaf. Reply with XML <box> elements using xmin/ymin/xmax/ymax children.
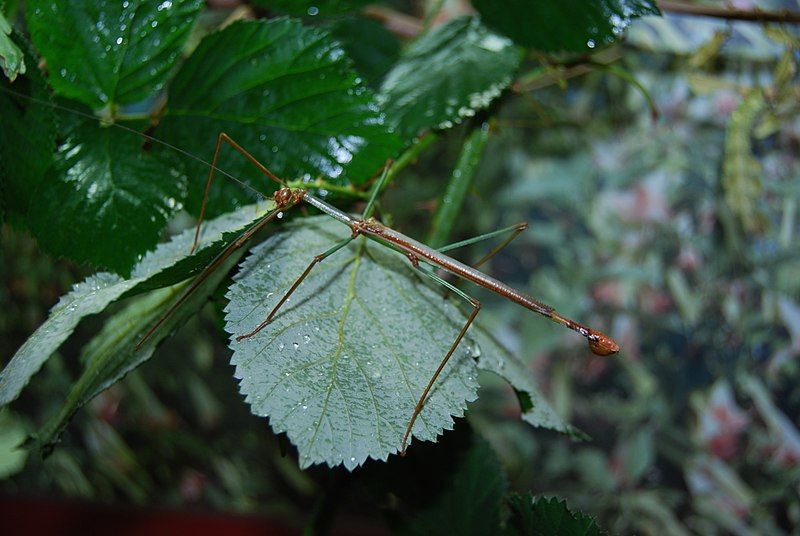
<box><xmin>27</xmin><ymin>0</ymin><xmax>202</xmax><ymax>109</ymax></box>
<box><xmin>506</xmin><ymin>494</ymin><xmax>605</xmax><ymax>535</ymax></box>
<box><xmin>225</xmin><ymin>216</ymin><xmax>481</xmax><ymax>469</ymax></box>
<box><xmin>32</xmin><ymin>249</ymin><xmax>244</xmax><ymax>452</ymax></box>
<box><xmin>398</xmin><ymin>437</ymin><xmax>507</xmax><ymax>535</ymax></box>
<box><xmin>327</xmin><ymin>17</ymin><xmax>401</xmax><ymax>88</ymax></box>
<box><xmin>0</xmin><ymin>12</ymin><xmax>25</xmax><ymax>81</ymax></box>
<box><xmin>27</xmin><ymin>116</ymin><xmax>188</xmax><ymax>274</ymax></box>
<box><xmin>159</xmin><ymin>18</ymin><xmax>401</xmax><ymax>217</ymax></box>
<box><xmin>0</xmin><ymin>202</ymin><xmax>273</xmax><ymax>406</ymax></box>
<box><xmin>378</xmin><ymin>17</ymin><xmax>520</xmax><ymax>138</ymax></box>
<box><xmin>473</xmin><ymin>0</ymin><xmax>660</xmax><ymax>52</ymax></box>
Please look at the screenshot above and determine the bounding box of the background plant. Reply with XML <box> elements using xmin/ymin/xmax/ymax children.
<box><xmin>1</xmin><ymin>0</ymin><xmax>799</xmax><ymax>534</ymax></box>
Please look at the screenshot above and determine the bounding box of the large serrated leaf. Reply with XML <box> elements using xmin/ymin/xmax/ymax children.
<box><xmin>473</xmin><ymin>0</ymin><xmax>660</xmax><ymax>52</ymax></box>
<box><xmin>158</xmin><ymin>18</ymin><xmax>401</xmax><ymax>217</ymax></box>
<box><xmin>378</xmin><ymin>17</ymin><xmax>520</xmax><ymax>139</ymax></box>
<box><xmin>33</xmin><ymin>248</ymin><xmax>244</xmax><ymax>452</ymax></box>
<box><xmin>27</xmin><ymin>0</ymin><xmax>202</xmax><ymax>109</ymax></box>
<box><xmin>27</xmin><ymin>115</ymin><xmax>188</xmax><ymax>274</ymax></box>
<box><xmin>0</xmin><ymin>12</ymin><xmax>24</xmax><ymax>81</ymax></box>
<box><xmin>0</xmin><ymin>202</ymin><xmax>274</xmax><ymax>406</ymax></box>
<box><xmin>224</xmin><ymin>216</ymin><xmax>481</xmax><ymax>470</ymax></box>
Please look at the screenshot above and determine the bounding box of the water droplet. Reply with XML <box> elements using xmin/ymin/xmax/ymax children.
<box><xmin>302</xmin><ymin>404</ymin><xmax>308</xmax><ymax>410</ymax></box>
<box><xmin>307</xmin><ymin>6</ymin><xmax>319</xmax><ymax>16</ymax></box>
<box><xmin>278</xmin><ymin>342</ymin><xmax>285</xmax><ymax>350</ymax></box>
<box><xmin>303</xmin><ymin>335</ymin><xmax>311</xmax><ymax>344</ymax></box>
<box><xmin>350</xmin><ymin>457</ymin><xmax>356</xmax><ymax>463</ymax></box>
<box><xmin>277</xmin><ymin>211</ymin><xmax>284</xmax><ymax>219</ymax></box>
<box><xmin>293</xmin><ymin>342</ymin><xmax>299</xmax><ymax>350</ymax></box>
<box><xmin>151</xmin><ymin>20</ymin><xmax>158</xmax><ymax>28</ymax></box>
<box><xmin>587</xmin><ymin>39</ymin><xmax>596</xmax><ymax>49</ymax></box>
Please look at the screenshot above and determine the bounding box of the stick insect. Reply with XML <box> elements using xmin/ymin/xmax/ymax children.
<box><xmin>134</xmin><ymin>133</ymin><xmax>620</xmax><ymax>454</ymax></box>
<box><xmin>2</xmin><ymin>87</ymin><xmax>619</xmax><ymax>454</ymax></box>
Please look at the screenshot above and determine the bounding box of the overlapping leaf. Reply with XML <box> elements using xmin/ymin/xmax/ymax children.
<box><xmin>33</xmin><ymin>249</ymin><xmax>244</xmax><ymax>452</ymax></box>
<box><xmin>0</xmin><ymin>202</ymin><xmax>274</xmax><ymax>406</ymax></box>
<box><xmin>27</xmin><ymin>0</ymin><xmax>202</xmax><ymax>109</ymax></box>
<box><xmin>473</xmin><ymin>0</ymin><xmax>660</xmax><ymax>52</ymax></box>
<box><xmin>225</xmin><ymin>216</ymin><xmax>481</xmax><ymax>469</ymax></box>
<box><xmin>378</xmin><ymin>17</ymin><xmax>521</xmax><ymax>139</ymax></box>
<box><xmin>472</xmin><ymin>327</ymin><xmax>574</xmax><ymax>437</ymax></box>
<box><xmin>159</xmin><ymin>18</ymin><xmax>401</xmax><ymax>217</ymax></box>
<box><xmin>27</xmin><ymin>116</ymin><xmax>188</xmax><ymax>274</ymax></box>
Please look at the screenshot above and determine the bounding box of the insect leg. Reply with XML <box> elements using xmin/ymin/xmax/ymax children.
<box><xmin>401</xmin><ymin>264</ymin><xmax>481</xmax><ymax>455</ymax></box>
<box><xmin>437</xmin><ymin>221</ymin><xmax>528</xmax><ymax>268</ymax></box>
<box><xmin>192</xmin><ymin>133</ymin><xmax>287</xmax><ymax>254</ymax></box>
<box><xmin>235</xmin><ymin>236</ymin><xmax>355</xmax><ymax>342</ymax></box>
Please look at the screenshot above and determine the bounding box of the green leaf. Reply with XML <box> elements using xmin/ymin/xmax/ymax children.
<box><xmin>251</xmin><ymin>0</ymin><xmax>371</xmax><ymax>16</ymax></box>
<box><xmin>473</xmin><ymin>329</ymin><xmax>575</xmax><ymax>436</ymax></box>
<box><xmin>0</xmin><ymin>202</ymin><xmax>274</xmax><ymax>406</ymax></box>
<box><xmin>473</xmin><ymin>0</ymin><xmax>660</xmax><ymax>52</ymax></box>
<box><xmin>32</xmin><ymin>248</ymin><xmax>244</xmax><ymax>453</ymax></box>
<box><xmin>224</xmin><ymin>216</ymin><xmax>481</xmax><ymax>470</ymax></box>
<box><xmin>327</xmin><ymin>17</ymin><xmax>401</xmax><ymax>88</ymax></box>
<box><xmin>159</xmin><ymin>18</ymin><xmax>401</xmax><ymax>217</ymax></box>
<box><xmin>378</xmin><ymin>17</ymin><xmax>521</xmax><ymax>139</ymax></box>
<box><xmin>506</xmin><ymin>494</ymin><xmax>605</xmax><ymax>536</ymax></box>
<box><xmin>398</xmin><ymin>436</ymin><xmax>508</xmax><ymax>535</ymax></box>
<box><xmin>0</xmin><ymin>35</ymin><xmax>56</xmax><ymax>225</ymax></box>
<box><xmin>27</xmin><ymin>0</ymin><xmax>202</xmax><ymax>109</ymax></box>
<box><xmin>0</xmin><ymin>12</ymin><xmax>25</xmax><ymax>81</ymax></box>
<box><xmin>27</xmin><ymin>116</ymin><xmax>188</xmax><ymax>274</ymax></box>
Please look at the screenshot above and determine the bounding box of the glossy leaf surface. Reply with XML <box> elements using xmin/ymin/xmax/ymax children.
<box><xmin>28</xmin><ymin>116</ymin><xmax>188</xmax><ymax>274</ymax></box>
<box><xmin>27</xmin><ymin>0</ymin><xmax>202</xmax><ymax>109</ymax></box>
<box><xmin>473</xmin><ymin>0</ymin><xmax>660</xmax><ymax>52</ymax></box>
<box><xmin>159</xmin><ymin>18</ymin><xmax>401</xmax><ymax>217</ymax></box>
<box><xmin>379</xmin><ymin>17</ymin><xmax>520</xmax><ymax>138</ymax></box>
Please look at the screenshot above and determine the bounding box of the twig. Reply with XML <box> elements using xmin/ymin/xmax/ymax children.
<box><xmin>658</xmin><ymin>1</ymin><xmax>800</xmax><ymax>24</ymax></box>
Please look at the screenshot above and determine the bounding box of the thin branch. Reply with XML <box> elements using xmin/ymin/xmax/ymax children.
<box><xmin>658</xmin><ymin>1</ymin><xmax>800</xmax><ymax>24</ymax></box>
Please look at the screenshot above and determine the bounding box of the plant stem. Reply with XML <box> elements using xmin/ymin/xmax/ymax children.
<box><xmin>658</xmin><ymin>1</ymin><xmax>800</xmax><ymax>24</ymax></box>
<box><xmin>426</xmin><ymin>123</ymin><xmax>491</xmax><ymax>248</ymax></box>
